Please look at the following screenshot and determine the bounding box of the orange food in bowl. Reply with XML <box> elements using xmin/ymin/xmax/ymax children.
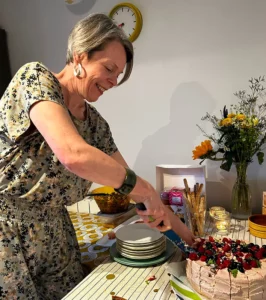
<box><xmin>91</xmin><ymin>186</ymin><xmax>130</xmax><ymax>214</ymax></box>
<box><xmin>249</xmin><ymin>214</ymin><xmax>266</xmax><ymax>238</ymax></box>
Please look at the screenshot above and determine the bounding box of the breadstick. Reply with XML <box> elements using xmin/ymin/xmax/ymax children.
<box><xmin>183</xmin><ymin>178</ymin><xmax>190</xmax><ymax>194</ymax></box>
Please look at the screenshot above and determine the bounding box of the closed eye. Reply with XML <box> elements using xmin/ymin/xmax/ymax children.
<box><xmin>105</xmin><ymin>66</ymin><xmax>113</xmax><ymax>73</ymax></box>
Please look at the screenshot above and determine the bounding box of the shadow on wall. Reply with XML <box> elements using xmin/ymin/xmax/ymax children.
<box><xmin>133</xmin><ymin>81</ymin><xmax>215</xmax><ymax>182</ymax></box>
<box><xmin>65</xmin><ymin>0</ymin><xmax>97</xmax><ymax>15</ymax></box>
<box><xmin>204</xmin><ymin>160</ymin><xmax>235</xmax><ymax>211</ymax></box>
<box><xmin>248</xmin><ymin>159</ymin><xmax>266</xmax><ymax>214</ymax></box>
<box><xmin>133</xmin><ymin>81</ymin><xmax>266</xmax><ymax>212</ymax></box>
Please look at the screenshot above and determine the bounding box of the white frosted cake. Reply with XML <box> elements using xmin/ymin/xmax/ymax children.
<box><xmin>186</xmin><ymin>237</ymin><xmax>266</xmax><ymax>299</ymax></box>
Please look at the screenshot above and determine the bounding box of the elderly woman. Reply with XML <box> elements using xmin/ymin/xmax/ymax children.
<box><xmin>0</xmin><ymin>13</ymin><xmax>194</xmax><ymax>299</ymax></box>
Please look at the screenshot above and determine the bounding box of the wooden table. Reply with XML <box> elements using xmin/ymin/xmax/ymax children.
<box><xmin>63</xmin><ymin>217</ymin><xmax>266</xmax><ymax>300</ymax></box>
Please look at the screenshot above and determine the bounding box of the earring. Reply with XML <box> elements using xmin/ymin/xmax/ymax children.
<box><xmin>74</xmin><ymin>63</ymin><xmax>82</xmax><ymax>77</ymax></box>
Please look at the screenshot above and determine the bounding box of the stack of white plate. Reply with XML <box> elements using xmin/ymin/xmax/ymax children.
<box><xmin>115</xmin><ymin>223</ymin><xmax>166</xmax><ymax>260</ymax></box>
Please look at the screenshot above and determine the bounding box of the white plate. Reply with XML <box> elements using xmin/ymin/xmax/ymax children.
<box><xmin>115</xmin><ymin>223</ymin><xmax>163</xmax><ymax>244</ymax></box>
<box><xmin>119</xmin><ymin>248</ymin><xmax>165</xmax><ymax>260</ymax></box>
<box><xmin>116</xmin><ymin>236</ymin><xmax>165</xmax><ymax>249</ymax></box>
<box><xmin>95</xmin><ymin>215</ymin><xmax>142</xmax><ymax>248</ymax></box>
<box><xmin>116</xmin><ymin>243</ymin><xmax>166</xmax><ymax>256</ymax></box>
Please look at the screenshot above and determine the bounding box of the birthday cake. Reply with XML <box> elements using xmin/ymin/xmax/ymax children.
<box><xmin>186</xmin><ymin>237</ymin><xmax>266</xmax><ymax>299</ymax></box>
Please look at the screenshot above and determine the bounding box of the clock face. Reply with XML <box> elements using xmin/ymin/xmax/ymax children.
<box><xmin>111</xmin><ymin>6</ymin><xmax>139</xmax><ymax>40</ymax></box>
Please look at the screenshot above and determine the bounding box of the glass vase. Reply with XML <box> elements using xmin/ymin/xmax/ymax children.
<box><xmin>231</xmin><ymin>162</ymin><xmax>252</xmax><ymax>220</ymax></box>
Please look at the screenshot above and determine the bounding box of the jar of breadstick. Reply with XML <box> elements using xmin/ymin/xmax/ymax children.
<box><xmin>183</xmin><ymin>178</ymin><xmax>206</xmax><ymax>237</ymax></box>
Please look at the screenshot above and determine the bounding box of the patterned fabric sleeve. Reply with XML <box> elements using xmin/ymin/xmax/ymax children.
<box><xmin>87</xmin><ymin>104</ymin><xmax>118</xmax><ymax>156</ymax></box>
<box><xmin>1</xmin><ymin>62</ymin><xmax>65</xmax><ymax>142</ymax></box>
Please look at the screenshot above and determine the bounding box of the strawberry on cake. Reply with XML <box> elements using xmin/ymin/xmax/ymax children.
<box><xmin>186</xmin><ymin>237</ymin><xmax>266</xmax><ymax>299</ymax></box>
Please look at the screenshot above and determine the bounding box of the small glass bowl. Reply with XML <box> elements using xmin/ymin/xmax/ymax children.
<box><xmin>209</xmin><ymin>206</ymin><xmax>226</xmax><ymax>218</ymax></box>
<box><xmin>213</xmin><ymin>211</ymin><xmax>231</xmax><ymax>235</ymax></box>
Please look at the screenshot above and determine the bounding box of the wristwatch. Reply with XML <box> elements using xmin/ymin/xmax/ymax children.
<box><xmin>114</xmin><ymin>168</ymin><xmax>137</xmax><ymax>195</ymax></box>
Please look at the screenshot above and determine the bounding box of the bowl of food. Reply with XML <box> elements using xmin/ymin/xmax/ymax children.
<box><xmin>90</xmin><ymin>186</ymin><xmax>130</xmax><ymax>214</ymax></box>
<box><xmin>249</xmin><ymin>214</ymin><xmax>266</xmax><ymax>238</ymax></box>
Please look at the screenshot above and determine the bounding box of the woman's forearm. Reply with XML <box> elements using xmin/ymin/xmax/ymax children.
<box><xmin>29</xmin><ymin>101</ymin><xmax>154</xmax><ymax>196</ymax></box>
<box><xmin>65</xmin><ymin>143</ymin><xmax>153</xmax><ymax>197</ymax></box>
<box><xmin>167</xmin><ymin>208</ymin><xmax>187</xmax><ymax>234</ymax></box>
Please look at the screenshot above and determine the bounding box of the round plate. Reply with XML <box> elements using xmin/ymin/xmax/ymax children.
<box><xmin>118</xmin><ymin>248</ymin><xmax>165</xmax><ymax>260</ymax></box>
<box><xmin>116</xmin><ymin>242</ymin><xmax>166</xmax><ymax>256</ymax></box>
<box><xmin>116</xmin><ymin>236</ymin><xmax>165</xmax><ymax>250</ymax></box>
<box><xmin>116</xmin><ymin>243</ymin><xmax>166</xmax><ymax>254</ymax></box>
<box><xmin>115</xmin><ymin>223</ymin><xmax>163</xmax><ymax>244</ymax></box>
<box><xmin>109</xmin><ymin>238</ymin><xmax>177</xmax><ymax>267</ymax></box>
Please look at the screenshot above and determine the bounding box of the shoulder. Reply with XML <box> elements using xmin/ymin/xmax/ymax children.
<box><xmin>16</xmin><ymin>62</ymin><xmax>60</xmax><ymax>86</ymax></box>
<box><xmin>87</xmin><ymin>102</ymin><xmax>101</xmax><ymax>117</ymax></box>
<box><xmin>86</xmin><ymin>102</ymin><xmax>111</xmax><ymax>128</ymax></box>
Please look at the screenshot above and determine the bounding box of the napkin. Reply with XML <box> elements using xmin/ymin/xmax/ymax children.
<box><xmin>165</xmin><ymin>260</ymin><xmax>206</xmax><ymax>300</ymax></box>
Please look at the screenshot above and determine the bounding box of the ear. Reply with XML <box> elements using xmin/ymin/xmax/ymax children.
<box><xmin>73</xmin><ymin>52</ymin><xmax>82</xmax><ymax>65</ymax></box>
<box><xmin>73</xmin><ymin>52</ymin><xmax>88</xmax><ymax>65</ymax></box>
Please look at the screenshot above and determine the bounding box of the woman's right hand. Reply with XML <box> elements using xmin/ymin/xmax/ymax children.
<box><xmin>131</xmin><ymin>185</ymin><xmax>171</xmax><ymax>232</ymax></box>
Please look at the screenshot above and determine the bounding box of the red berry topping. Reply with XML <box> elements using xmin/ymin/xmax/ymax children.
<box><xmin>245</xmin><ymin>253</ymin><xmax>253</xmax><ymax>260</ymax></box>
<box><xmin>222</xmin><ymin>244</ymin><xmax>231</xmax><ymax>252</ymax></box>
<box><xmin>189</xmin><ymin>253</ymin><xmax>198</xmax><ymax>261</ymax></box>
<box><xmin>200</xmin><ymin>255</ymin><xmax>207</xmax><ymax>262</ymax></box>
<box><xmin>235</xmin><ymin>251</ymin><xmax>244</xmax><ymax>257</ymax></box>
<box><xmin>209</xmin><ymin>236</ymin><xmax>215</xmax><ymax>242</ymax></box>
<box><xmin>205</xmin><ymin>250</ymin><xmax>213</xmax><ymax>256</ymax></box>
<box><xmin>223</xmin><ymin>259</ymin><xmax>231</xmax><ymax>267</ymax></box>
<box><xmin>255</xmin><ymin>250</ymin><xmax>264</xmax><ymax>260</ymax></box>
<box><xmin>236</xmin><ymin>240</ymin><xmax>241</xmax><ymax>245</ymax></box>
<box><xmin>198</xmin><ymin>246</ymin><xmax>205</xmax><ymax>254</ymax></box>
<box><xmin>250</xmin><ymin>260</ymin><xmax>258</xmax><ymax>268</ymax></box>
<box><xmin>237</xmin><ymin>257</ymin><xmax>243</xmax><ymax>263</ymax></box>
<box><xmin>219</xmin><ymin>262</ymin><xmax>227</xmax><ymax>269</ymax></box>
<box><xmin>222</xmin><ymin>238</ymin><xmax>229</xmax><ymax>243</ymax></box>
<box><xmin>243</xmin><ymin>262</ymin><xmax>252</xmax><ymax>270</ymax></box>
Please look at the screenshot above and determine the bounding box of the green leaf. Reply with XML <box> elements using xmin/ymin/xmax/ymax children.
<box><xmin>257</xmin><ymin>152</ymin><xmax>264</xmax><ymax>165</ymax></box>
<box><xmin>207</xmin><ymin>259</ymin><xmax>215</xmax><ymax>266</ymax></box>
<box><xmin>220</xmin><ymin>160</ymin><xmax>232</xmax><ymax>172</ymax></box>
<box><xmin>231</xmin><ymin>269</ymin><xmax>238</xmax><ymax>278</ymax></box>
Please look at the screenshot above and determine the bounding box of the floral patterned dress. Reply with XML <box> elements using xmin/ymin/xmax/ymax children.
<box><xmin>0</xmin><ymin>62</ymin><xmax>118</xmax><ymax>299</ymax></box>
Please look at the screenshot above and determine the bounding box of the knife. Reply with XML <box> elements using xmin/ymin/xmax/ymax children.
<box><xmin>135</xmin><ymin>203</ymin><xmax>164</xmax><ymax>226</ymax></box>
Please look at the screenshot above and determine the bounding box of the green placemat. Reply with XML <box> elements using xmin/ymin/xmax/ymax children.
<box><xmin>109</xmin><ymin>238</ymin><xmax>178</xmax><ymax>267</ymax></box>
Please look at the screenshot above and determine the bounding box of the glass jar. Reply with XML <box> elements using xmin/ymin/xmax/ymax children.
<box><xmin>213</xmin><ymin>211</ymin><xmax>231</xmax><ymax>235</ymax></box>
<box><xmin>231</xmin><ymin>162</ymin><xmax>252</xmax><ymax>220</ymax></box>
<box><xmin>209</xmin><ymin>206</ymin><xmax>225</xmax><ymax>218</ymax></box>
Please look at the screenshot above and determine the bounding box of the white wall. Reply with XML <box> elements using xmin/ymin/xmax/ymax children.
<box><xmin>1</xmin><ymin>0</ymin><xmax>266</xmax><ymax>213</ymax></box>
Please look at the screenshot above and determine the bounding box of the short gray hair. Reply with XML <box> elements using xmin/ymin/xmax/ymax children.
<box><xmin>66</xmin><ymin>13</ymin><xmax>134</xmax><ymax>85</ymax></box>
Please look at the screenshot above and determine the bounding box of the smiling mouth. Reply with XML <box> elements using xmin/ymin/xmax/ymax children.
<box><xmin>96</xmin><ymin>84</ymin><xmax>107</xmax><ymax>93</ymax></box>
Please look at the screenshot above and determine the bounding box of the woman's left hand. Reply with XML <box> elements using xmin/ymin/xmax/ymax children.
<box><xmin>132</xmin><ymin>192</ymin><xmax>171</xmax><ymax>232</ymax></box>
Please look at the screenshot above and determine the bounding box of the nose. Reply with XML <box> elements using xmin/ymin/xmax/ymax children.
<box><xmin>108</xmin><ymin>76</ymin><xmax>118</xmax><ymax>87</ymax></box>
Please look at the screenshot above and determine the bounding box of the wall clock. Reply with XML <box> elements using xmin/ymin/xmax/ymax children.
<box><xmin>109</xmin><ymin>2</ymin><xmax>143</xmax><ymax>42</ymax></box>
<box><xmin>65</xmin><ymin>0</ymin><xmax>83</xmax><ymax>5</ymax></box>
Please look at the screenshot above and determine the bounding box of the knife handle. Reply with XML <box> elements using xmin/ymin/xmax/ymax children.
<box><xmin>135</xmin><ymin>203</ymin><xmax>164</xmax><ymax>227</ymax></box>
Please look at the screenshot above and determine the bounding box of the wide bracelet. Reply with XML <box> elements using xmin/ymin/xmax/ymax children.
<box><xmin>114</xmin><ymin>168</ymin><xmax>137</xmax><ymax>195</ymax></box>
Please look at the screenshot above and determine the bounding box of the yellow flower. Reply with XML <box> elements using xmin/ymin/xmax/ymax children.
<box><xmin>253</xmin><ymin>117</ymin><xmax>259</xmax><ymax>126</ymax></box>
<box><xmin>235</xmin><ymin>114</ymin><xmax>245</xmax><ymax>121</ymax></box>
<box><xmin>240</xmin><ymin>121</ymin><xmax>250</xmax><ymax>128</ymax></box>
<box><xmin>227</xmin><ymin>113</ymin><xmax>236</xmax><ymax>118</ymax></box>
<box><xmin>221</xmin><ymin>118</ymin><xmax>233</xmax><ymax>126</ymax></box>
<box><xmin>192</xmin><ymin>140</ymin><xmax>213</xmax><ymax>160</ymax></box>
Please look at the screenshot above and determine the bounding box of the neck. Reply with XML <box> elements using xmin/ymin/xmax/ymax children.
<box><xmin>53</xmin><ymin>64</ymin><xmax>86</xmax><ymax>120</ymax></box>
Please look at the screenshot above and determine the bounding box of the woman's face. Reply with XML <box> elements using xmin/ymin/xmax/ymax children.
<box><xmin>76</xmin><ymin>40</ymin><xmax>127</xmax><ymax>102</ymax></box>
